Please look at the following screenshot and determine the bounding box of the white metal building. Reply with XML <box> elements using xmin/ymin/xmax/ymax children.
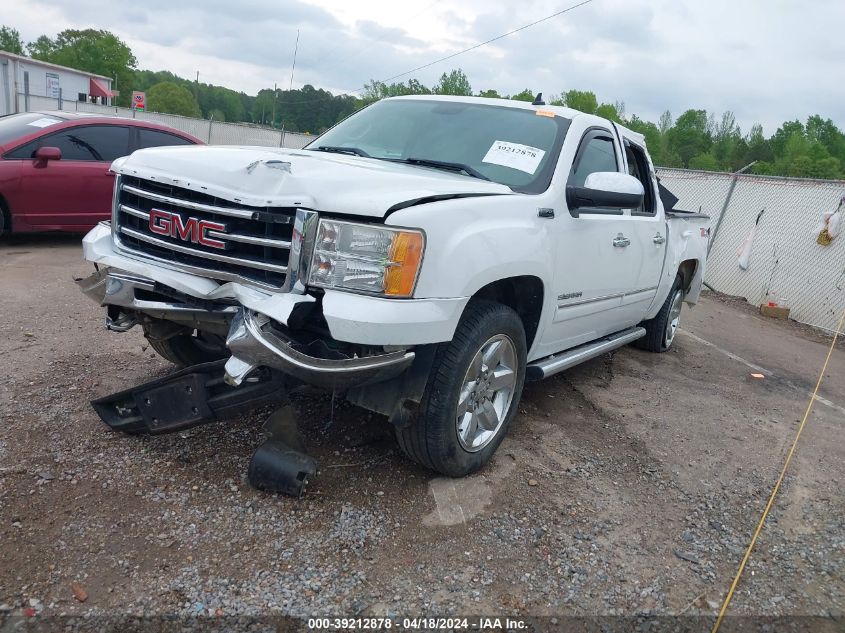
<box><xmin>0</xmin><ymin>50</ymin><xmax>116</xmax><ymax>117</ymax></box>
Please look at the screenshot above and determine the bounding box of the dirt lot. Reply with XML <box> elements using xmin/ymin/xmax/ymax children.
<box><xmin>1</xmin><ymin>235</ymin><xmax>844</xmax><ymax>629</ymax></box>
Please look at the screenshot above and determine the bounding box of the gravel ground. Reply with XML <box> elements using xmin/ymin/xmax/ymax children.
<box><xmin>1</xmin><ymin>235</ymin><xmax>844</xmax><ymax>631</ymax></box>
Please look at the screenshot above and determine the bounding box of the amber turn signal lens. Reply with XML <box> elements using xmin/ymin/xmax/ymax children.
<box><xmin>384</xmin><ymin>231</ymin><xmax>424</xmax><ymax>297</ymax></box>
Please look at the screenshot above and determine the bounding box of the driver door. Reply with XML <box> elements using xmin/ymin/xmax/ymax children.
<box><xmin>542</xmin><ymin>128</ymin><xmax>642</xmax><ymax>355</ymax></box>
<box><xmin>11</xmin><ymin>124</ymin><xmax>128</xmax><ymax>230</ymax></box>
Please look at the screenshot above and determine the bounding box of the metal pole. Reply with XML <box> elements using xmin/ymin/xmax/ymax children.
<box><xmin>208</xmin><ymin>112</ymin><xmax>214</xmax><ymax>144</ymax></box>
<box><xmin>280</xmin><ymin>29</ymin><xmax>300</xmax><ymax>150</ymax></box>
<box><xmin>23</xmin><ymin>71</ymin><xmax>29</xmax><ymax>112</ymax></box>
<box><xmin>58</xmin><ymin>87</ymin><xmax>62</xmax><ymax>110</ymax></box>
<box><xmin>707</xmin><ymin>161</ymin><xmax>757</xmax><ymax>257</ymax></box>
<box><xmin>271</xmin><ymin>82</ymin><xmax>277</xmax><ymax>127</ymax></box>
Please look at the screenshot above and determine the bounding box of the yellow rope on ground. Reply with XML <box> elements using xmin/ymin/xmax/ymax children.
<box><xmin>711</xmin><ymin>309</ymin><xmax>845</xmax><ymax>633</ymax></box>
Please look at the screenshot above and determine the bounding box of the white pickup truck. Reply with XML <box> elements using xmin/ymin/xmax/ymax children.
<box><xmin>78</xmin><ymin>95</ymin><xmax>708</xmax><ymax>480</ymax></box>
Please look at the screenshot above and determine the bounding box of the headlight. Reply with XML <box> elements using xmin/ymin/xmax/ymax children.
<box><xmin>308</xmin><ymin>219</ymin><xmax>424</xmax><ymax>297</ymax></box>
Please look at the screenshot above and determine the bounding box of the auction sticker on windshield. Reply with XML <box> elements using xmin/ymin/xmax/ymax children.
<box><xmin>27</xmin><ymin>117</ymin><xmax>62</xmax><ymax>128</ymax></box>
<box><xmin>482</xmin><ymin>140</ymin><xmax>546</xmax><ymax>174</ymax></box>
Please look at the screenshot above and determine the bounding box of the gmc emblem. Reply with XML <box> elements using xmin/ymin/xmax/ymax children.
<box><xmin>148</xmin><ymin>209</ymin><xmax>227</xmax><ymax>249</ymax></box>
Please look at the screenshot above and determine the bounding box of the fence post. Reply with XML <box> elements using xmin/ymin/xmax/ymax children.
<box><xmin>208</xmin><ymin>113</ymin><xmax>214</xmax><ymax>144</ymax></box>
<box><xmin>707</xmin><ymin>161</ymin><xmax>757</xmax><ymax>257</ymax></box>
<box><xmin>23</xmin><ymin>71</ymin><xmax>30</xmax><ymax>112</ymax></box>
<box><xmin>58</xmin><ymin>88</ymin><xmax>63</xmax><ymax>111</ymax></box>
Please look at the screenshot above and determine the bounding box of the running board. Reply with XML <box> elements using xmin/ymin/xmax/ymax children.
<box><xmin>525</xmin><ymin>326</ymin><xmax>646</xmax><ymax>381</ymax></box>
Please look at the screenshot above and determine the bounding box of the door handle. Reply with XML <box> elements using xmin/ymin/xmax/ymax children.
<box><xmin>653</xmin><ymin>233</ymin><xmax>666</xmax><ymax>244</ymax></box>
<box><xmin>612</xmin><ymin>234</ymin><xmax>631</xmax><ymax>247</ymax></box>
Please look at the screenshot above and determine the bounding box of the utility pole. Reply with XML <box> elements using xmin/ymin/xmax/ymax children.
<box><xmin>195</xmin><ymin>70</ymin><xmax>199</xmax><ymax>83</ymax></box>
<box><xmin>271</xmin><ymin>82</ymin><xmax>277</xmax><ymax>128</ymax></box>
<box><xmin>280</xmin><ymin>29</ymin><xmax>299</xmax><ymax>147</ymax></box>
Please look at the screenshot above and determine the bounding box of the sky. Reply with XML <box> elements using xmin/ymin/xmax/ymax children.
<box><xmin>4</xmin><ymin>0</ymin><xmax>844</xmax><ymax>134</ymax></box>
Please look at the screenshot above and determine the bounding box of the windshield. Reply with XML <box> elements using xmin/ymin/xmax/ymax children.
<box><xmin>0</xmin><ymin>113</ymin><xmax>66</xmax><ymax>147</ymax></box>
<box><xmin>308</xmin><ymin>99</ymin><xmax>570</xmax><ymax>193</ymax></box>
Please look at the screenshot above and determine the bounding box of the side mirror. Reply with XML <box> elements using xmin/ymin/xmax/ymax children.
<box><xmin>34</xmin><ymin>146</ymin><xmax>62</xmax><ymax>162</ymax></box>
<box><xmin>566</xmin><ymin>172</ymin><xmax>644</xmax><ymax>217</ymax></box>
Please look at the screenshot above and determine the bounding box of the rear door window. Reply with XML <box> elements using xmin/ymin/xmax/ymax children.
<box><xmin>137</xmin><ymin>128</ymin><xmax>194</xmax><ymax>149</ymax></box>
<box><xmin>624</xmin><ymin>141</ymin><xmax>656</xmax><ymax>216</ymax></box>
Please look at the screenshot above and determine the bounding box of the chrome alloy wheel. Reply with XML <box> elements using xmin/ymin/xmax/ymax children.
<box><xmin>455</xmin><ymin>334</ymin><xmax>517</xmax><ymax>452</ymax></box>
<box><xmin>664</xmin><ymin>289</ymin><xmax>684</xmax><ymax>347</ymax></box>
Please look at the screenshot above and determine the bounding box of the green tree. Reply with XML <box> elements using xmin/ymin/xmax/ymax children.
<box><xmin>147</xmin><ymin>82</ymin><xmax>202</xmax><ymax>117</ymax></box>
<box><xmin>434</xmin><ymin>69</ymin><xmax>472</xmax><ymax>96</ymax></box>
<box><xmin>509</xmin><ymin>89</ymin><xmax>535</xmax><ymax>102</ymax></box>
<box><xmin>626</xmin><ymin>115</ymin><xmax>665</xmax><ymax>165</ymax></box>
<box><xmin>26</xmin><ymin>29</ymin><xmax>137</xmax><ymax>106</ymax></box>
<box><xmin>745</xmin><ymin>123</ymin><xmax>773</xmax><ymax>164</ymax></box>
<box><xmin>562</xmin><ymin>90</ymin><xmax>598</xmax><ymax>114</ymax></box>
<box><xmin>711</xmin><ymin>111</ymin><xmax>742</xmax><ymax>169</ymax></box>
<box><xmin>361</xmin><ymin>77</ymin><xmax>432</xmax><ymax>103</ymax></box>
<box><xmin>477</xmin><ymin>89</ymin><xmax>502</xmax><ymax>98</ymax></box>
<box><xmin>25</xmin><ymin>35</ymin><xmax>56</xmax><ymax>60</ymax></box>
<box><xmin>689</xmin><ymin>153</ymin><xmax>720</xmax><ymax>171</ymax></box>
<box><xmin>666</xmin><ymin>109</ymin><xmax>712</xmax><ymax>166</ymax></box>
<box><xmin>805</xmin><ymin>115</ymin><xmax>845</xmax><ymax>165</ymax></box>
<box><xmin>0</xmin><ymin>25</ymin><xmax>24</xmax><ymax>54</ymax></box>
<box><xmin>595</xmin><ymin>102</ymin><xmax>623</xmax><ymax>122</ymax></box>
<box><xmin>658</xmin><ymin>110</ymin><xmax>673</xmax><ymax>135</ymax></box>
<box><xmin>769</xmin><ymin>120</ymin><xmax>804</xmax><ymax>159</ymax></box>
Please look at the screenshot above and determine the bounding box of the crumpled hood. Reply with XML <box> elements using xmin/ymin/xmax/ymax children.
<box><xmin>111</xmin><ymin>145</ymin><xmax>513</xmax><ymax>217</ymax></box>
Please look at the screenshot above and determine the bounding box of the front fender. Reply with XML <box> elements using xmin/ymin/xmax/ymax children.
<box><xmin>388</xmin><ymin>196</ymin><xmax>553</xmax><ymax>300</ymax></box>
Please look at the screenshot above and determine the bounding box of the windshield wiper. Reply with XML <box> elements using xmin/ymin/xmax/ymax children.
<box><xmin>394</xmin><ymin>157</ymin><xmax>491</xmax><ymax>181</ymax></box>
<box><xmin>311</xmin><ymin>145</ymin><xmax>371</xmax><ymax>157</ymax></box>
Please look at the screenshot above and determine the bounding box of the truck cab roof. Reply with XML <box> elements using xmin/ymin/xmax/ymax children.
<box><xmin>386</xmin><ymin>94</ymin><xmax>647</xmax><ymax>147</ymax></box>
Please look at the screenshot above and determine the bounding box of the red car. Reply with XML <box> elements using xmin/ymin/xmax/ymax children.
<box><xmin>0</xmin><ymin>111</ymin><xmax>202</xmax><ymax>235</ymax></box>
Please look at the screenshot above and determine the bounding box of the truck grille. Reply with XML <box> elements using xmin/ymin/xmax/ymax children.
<box><xmin>114</xmin><ymin>176</ymin><xmax>296</xmax><ymax>288</ymax></box>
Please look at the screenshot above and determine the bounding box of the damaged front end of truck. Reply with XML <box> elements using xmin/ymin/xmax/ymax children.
<box><xmin>76</xmin><ymin>166</ymin><xmax>451</xmax><ymax>495</ymax></box>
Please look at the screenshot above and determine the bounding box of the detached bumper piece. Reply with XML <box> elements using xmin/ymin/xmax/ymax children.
<box><xmin>224</xmin><ymin>308</ymin><xmax>415</xmax><ymax>390</ymax></box>
<box><xmin>91</xmin><ymin>359</ymin><xmax>288</xmax><ymax>434</ymax></box>
<box><xmin>248</xmin><ymin>439</ymin><xmax>318</xmax><ymax>498</ymax></box>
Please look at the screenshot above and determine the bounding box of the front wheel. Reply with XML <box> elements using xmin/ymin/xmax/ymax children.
<box><xmin>396</xmin><ymin>300</ymin><xmax>527</xmax><ymax>477</ymax></box>
<box><xmin>635</xmin><ymin>274</ymin><xmax>684</xmax><ymax>353</ymax></box>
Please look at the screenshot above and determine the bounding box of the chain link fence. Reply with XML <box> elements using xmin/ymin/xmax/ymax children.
<box><xmin>658</xmin><ymin>168</ymin><xmax>845</xmax><ymax>333</ymax></box>
<box><xmin>16</xmin><ymin>92</ymin><xmax>845</xmax><ymax>332</ymax></box>
<box><xmin>19</xmin><ymin>93</ymin><xmax>313</xmax><ymax>149</ymax></box>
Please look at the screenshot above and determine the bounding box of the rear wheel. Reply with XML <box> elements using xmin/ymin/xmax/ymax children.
<box><xmin>635</xmin><ymin>274</ymin><xmax>684</xmax><ymax>353</ymax></box>
<box><xmin>0</xmin><ymin>198</ymin><xmax>9</xmax><ymax>236</ymax></box>
<box><xmin>145</xmin><ymin>328</ymin><xmax>228</xmax><ymax>367</ymax></box>
<box><xmin>396</xmin><ymin>300</ymin><xmax>527</xmax><ymax>477</ymax></box>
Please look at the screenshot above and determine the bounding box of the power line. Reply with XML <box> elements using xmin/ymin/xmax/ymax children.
<box><xmin>375</xmin><ymin>0</ymin><xmax>595</xmax><ymax>85</ymax></box>
<box><xmin>264</xmin><ymin>0</ymin><xmax>596</xmax><ymax>106</ymax></box>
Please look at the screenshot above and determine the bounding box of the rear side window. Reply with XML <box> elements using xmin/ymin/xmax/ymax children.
<box><xmin>137</xmin><ymin>128</ymin><xmax>194</xmax><ymax>149</ymax></box>
<box><xmin>625</xmin><ymin>141</ymin><xmax>655</xmax><ymax>216</ymax></box>
<box><xmin>569</xmin><ymin>131</ymin><xmax>618</xmax><ymax>187</ymax></box>
<box><xmin>8</xmin><ymin>125</ymin><xmax>131</xmax><ymax>162</ymax></box>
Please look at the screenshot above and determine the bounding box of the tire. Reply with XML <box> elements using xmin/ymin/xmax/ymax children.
<box><xmin>0</xmin><ymin>200</ymin><xmax>9</xmax><ymax>237</ymax></box>
<box><xmin>145</xmin><ymin>328</ymin><xmax>228</xmax><ymax>367</ymax></box>
<box><xmin>396</xmin><ymin>300</ymin><xmax>527</xmax><ymax>477</ymax></box>
<box><xmin>635</xmin><ymin>274</ymin><xmax>684</xmax><ymax>353</ymax></box>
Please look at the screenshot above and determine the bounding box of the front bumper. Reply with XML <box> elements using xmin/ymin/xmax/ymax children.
<box><xmin>82</xmin><ymin>222</ymin><xmax>467</xmax><ymax>346</ymax></box>
<box><xmin>78</xmin><ymin>223</ymin><xmax>457</xmax><ymax>390</ymax></box>
<box><xmin>224</xmin><ymin>309</ymin><xmax>415</xmax><ymax>389</ymax></box>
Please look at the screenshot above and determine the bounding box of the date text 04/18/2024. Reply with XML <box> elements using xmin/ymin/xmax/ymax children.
<box><xmin>307</xmin><ymin>617</ymin><xmax>528</xmax><ymax>630</ymax></box>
